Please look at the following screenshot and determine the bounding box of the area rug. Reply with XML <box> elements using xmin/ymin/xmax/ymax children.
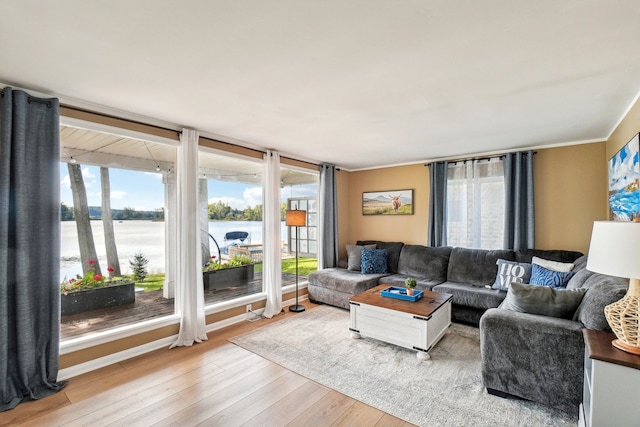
<box><xmin>229</xmin><ymin>305</ymin><xmax>577</xmax><ymax>427</ymax></box>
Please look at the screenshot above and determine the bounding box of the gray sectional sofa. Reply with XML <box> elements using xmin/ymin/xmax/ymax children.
<box><xmin>308</xmin><ymin>240</ymin><xmax>628</xmax><ymax>415</ymax></box>
<box><xmin>308</xmin><ymin>240</ymin><xmax>583</xmax><ymax>324</ymax></box>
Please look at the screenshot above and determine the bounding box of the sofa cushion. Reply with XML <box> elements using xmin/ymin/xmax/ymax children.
<box><xmin>573</xmin><ymin>272</ymin><xmax>628</xmax><ymax>331</ymax></box>
<box><xmin>433</xmin><ymin>282</ymin><xmax>506</xmax><ymax>310</ymax></box>
<box><xmin>361</xmin><ymin>249</ymin><xmax>388</xmax><ymax>274</ymax></box>
<box><xmin>529</xmin><ymin>264</ymin><xmax>575</xmax><ymax>288</ymax></box>
<box><xmin>397</xmin><ymin>245</ymin><xmax>452</xmax><ymax>282</ymax></box>
<box><xmin>491</xmin><ymin>259</ymin><xmax>532</xmax><ymax>291</ymax></box>
<box><xmin>378</xmin><ymin>274</ymin><xmax>445</xmax><ymax>291</ymax></box>
<box><xmin>357</xmin><ymin>241</ymin><xmax>404</xmax><ymax>273</ymax></box>
<box><xmin>500</xmin><ymin>282</ymin><xmax>587</xmax><ymax>319</ymax></box>
<box><xmin>447</xmin><ymin>248</ymin><xmax>515</xmax><ymax>287</ymax></box>
<box><xmin>515</xmin><ymin>248</ymin><xmax>583</xmax><ymax>264</ymax></box>
<box><xmin>308</xmin><ymin>268</ymin><xmax>388</xmax><ymax>294</ymax></box>
<box><xmin>346</xmin><ymin>244</ymin><xmax>376</xmax><ymax>271</ymax></box>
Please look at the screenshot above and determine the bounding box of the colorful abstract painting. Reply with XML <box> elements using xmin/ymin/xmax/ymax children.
<box><xmin>609</xmin><ymin>133</ymin><xmax>640</xmax><ymax>221</ymax></box>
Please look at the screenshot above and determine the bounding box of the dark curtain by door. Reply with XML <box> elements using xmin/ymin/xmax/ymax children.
<box><xmin>503</xmin><ymin>150</ymin><xmax>535</xmax><ymax>250</ymax></box>
<box><xmin>0</xmin><ymin>88</ymin><xmax>66</xmax><ymax>411</ymax></box>
<box><xmin>319</xmin><ymin>163</ymin><xmax>338</xmax><ymax>268</ymax></box>
<box><xmin>428</xmin><ymin>161</ymin><xmax>448</xmax><ymax>247</ymax></box>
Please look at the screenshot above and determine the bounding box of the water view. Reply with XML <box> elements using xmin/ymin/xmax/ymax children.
<box><xmin>61</xmin><ymin>220</ymin><xmax>289</xmax><ymax>281</ymax></box>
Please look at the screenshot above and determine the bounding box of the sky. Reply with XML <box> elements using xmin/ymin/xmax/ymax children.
<box><xmin>60</xmin><ymin>164</ymin><xmax>317</xmax><ymax>211</ymax></box>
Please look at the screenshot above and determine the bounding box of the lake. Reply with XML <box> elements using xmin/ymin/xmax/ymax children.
<box><xmin>60</xmin><ymin>220</ymin><xmax>289</xmax><ymax>281</ymax></box>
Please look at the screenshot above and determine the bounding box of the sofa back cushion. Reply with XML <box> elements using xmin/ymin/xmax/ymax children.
<box><xmin>447</xmin><ymin>247</ymin><xmax>515</xmax><ymax>287</ymax></box>
<box><xmin>573</xmin><ymin>272</ymin><xmax>628</xmax><ymax>331</ymax></box>
<box><xmin>397</xmin><ymin>245</ymin><xmax>452</xmax><ymax>282</ymax></box>
<box><xmin>515</xmin><ymin>248</ymin><xmax>583</xmax><ymax>264</ymax></box>
<box><xmin>357</xmin><ymin>241</ymin><xmax>404</xmax><ymax>273</ymax></box>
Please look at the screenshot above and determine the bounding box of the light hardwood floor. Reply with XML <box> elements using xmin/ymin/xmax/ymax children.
<box><xmin>1</xmin><ymin>301</ymin><xmax>415</xmax><ymax>427</ymax></box>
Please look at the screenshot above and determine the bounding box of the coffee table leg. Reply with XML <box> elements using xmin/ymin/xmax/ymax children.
<box><xmin>350</xmin><ymin>331</ymin><xmax>361</xmax><ymax>339</ymax></box>
<box><xmin>417</xmin><ymin>350</ymin><xmax>430</xmax><ymax>360</ymax></box>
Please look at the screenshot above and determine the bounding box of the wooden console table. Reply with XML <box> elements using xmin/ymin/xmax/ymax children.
<box><xmin>580</xmin><ymin>329</ymin><xmax>640</xmax><ymax>427</ymax></box>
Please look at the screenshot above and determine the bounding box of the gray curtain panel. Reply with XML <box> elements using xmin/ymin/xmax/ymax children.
<box><xmin>503</xmin><ymin>151</ymin><xmax>535</xmax><ymax>250</ymax></box>
<box><xmin>0</xmin><ymin>88</ymin><xmax>66</xmax><ymax>412</ymax></box>
<box><xmin>319</xmin><ymin>163</ymin><xmax>338</xmax><ymax>268</ymax></box>
<box><xmin>428</xmin><ymin>161</ymin><xmax>448</xmax><ymax>247</ymax></box>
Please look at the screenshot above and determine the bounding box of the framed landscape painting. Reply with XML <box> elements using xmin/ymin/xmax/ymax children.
<box><xmin>608</xmin><ymin>133</ymin><xmax>640</xmax><ymax>221</ymax></box>
<box><xmin>362</xmin><ymin>189</ymin><xmax>413</xmax><ymax>215</ymax></box>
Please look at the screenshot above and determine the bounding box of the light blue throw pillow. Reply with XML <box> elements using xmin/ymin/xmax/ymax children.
<box><xmin>529</xmin><ymin>263</ymin><xmax>575</xmax><ymax>288</ymax></box>
<box><xmin>361</xmin><ymin>248</ymin><xmax>388</xmax><ymax>274</ymax></box>
<box><xmin>492</xmin><ymin>259</ymin><xmax>532</xmax><ymax>291</ymax></box>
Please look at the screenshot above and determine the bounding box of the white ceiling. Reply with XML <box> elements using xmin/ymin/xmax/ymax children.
<box><xmin>2</xmin><ymin>1</ymin><xmax>640</xmax><ymax>170</ymax></box>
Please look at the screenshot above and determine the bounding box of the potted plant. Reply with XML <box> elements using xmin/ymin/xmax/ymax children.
<box><xmin>60</xmin><ymin>260</ymin><xmax>135</xmax><ymax>316</ymax></box>
<box><xmin>405</xmin><ymin>277</ymin><xmax>417</xmax><ymax>296</ymax></box>
<box><xmin>203</xmin><ymin>255</ymin><xmax>255</xmax><ymax>290</ymax></box>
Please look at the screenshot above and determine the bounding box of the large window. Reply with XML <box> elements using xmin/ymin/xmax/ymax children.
<box><xmin>59</xmin><ymin>124</ymin><xmax>177</xmax><ymax>341</ymax></box>
<box><xmin>447</xmin><ymin>159</ymin><xmax>504</xmax><ymax>249</ymax></box>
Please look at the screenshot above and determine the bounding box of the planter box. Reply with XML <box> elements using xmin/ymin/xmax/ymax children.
<box><xmin>61</xmin><ymin>282</ymin><xmax>135</xmax><ymax>316</ymax></box>
<box><xmin>203</xmin><ymin>264</ymin><xmax>255</xmax><ymax>290</ymax></box>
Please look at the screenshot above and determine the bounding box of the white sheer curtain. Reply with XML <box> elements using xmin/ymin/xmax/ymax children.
<box><xmin>170</xmin><ymin>128</ymin><xmax>208</xmax><ymax>348</ymax></box>
<box><xmin>447</xmin><ymin>158</ymin><xmax>504</xmax><ymax>249</ymax></box>
<box><xmin>262</xmin><ymin>150</ymin><xmax>283</xmax><ymax>318</ymax></box>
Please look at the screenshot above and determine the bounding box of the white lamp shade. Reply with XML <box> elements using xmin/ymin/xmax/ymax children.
<box><xmin>285</xmin><ymin>209</ymin><xmax>306</xmax><ymax>227</ymax></box>
<box><xmin>587</xmin><ymin>221</ymin><xmax>640</xmax><ymax>279</ymax></box>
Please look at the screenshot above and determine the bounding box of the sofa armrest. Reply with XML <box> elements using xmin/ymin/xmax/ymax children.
<box><xmin>480</xmin><ymin>308</ymin><xmax>584</xmax><ymax>414</ymax></box>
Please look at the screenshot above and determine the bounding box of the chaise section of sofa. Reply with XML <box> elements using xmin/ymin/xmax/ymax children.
<box><xmin>307</xmin><ymin>240</ymin><xmax>404</xmax><ymax>309</ymax></box>
<box><xmin>307</xmin><ymin>269</ymin><xmax>389</xmax><ymax>309</ymax></box>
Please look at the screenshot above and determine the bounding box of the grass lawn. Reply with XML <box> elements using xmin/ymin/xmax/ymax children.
<box><xmin>135</xmin><ymin>258</ymin><xmax>318</xmax><ymax>292</ymax></box>
<box><xmin>135</xmin><ymin>273</ymin><xmax>165</xmax><ymax>292</ymax></box>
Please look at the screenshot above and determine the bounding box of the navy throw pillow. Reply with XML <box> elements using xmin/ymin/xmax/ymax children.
<box><xmin>529</xmin><ymin>263</ymin><xmax>575</xmax><ymax>288</ymax></box>
<box><xmin>361</xmin><ymin>249</ymin><xmax>388</xmax><ymax>274</ymax></box>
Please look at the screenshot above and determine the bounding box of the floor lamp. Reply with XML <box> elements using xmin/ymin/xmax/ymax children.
<box><xmin>286</xmin><ymin>209</ymin><xmax>306</xmax><ymax>312</ymax></box>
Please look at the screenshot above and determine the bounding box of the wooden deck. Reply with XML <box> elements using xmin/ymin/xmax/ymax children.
<box><xmin>60</xmin><ymin>272</ymin><xmax>304</xmax><ymax>340</ymax></box>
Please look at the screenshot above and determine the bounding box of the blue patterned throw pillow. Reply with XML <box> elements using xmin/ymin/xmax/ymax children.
<box><xmin>529</xmin><ymin>263</ymin><xmax>575</xmax><ymax>288</ymax></box>
<box><xmin>492</xmin><ymin>259</ymin><xmax>532</xmax><ymax>291</ymax></box>
<box><xmin>361</xmin><ymin>248</ymin><xmax>388</xmax><ymax>274</ymax></box>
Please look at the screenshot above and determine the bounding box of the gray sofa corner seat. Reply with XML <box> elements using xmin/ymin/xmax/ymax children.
<box><xmin>480</xmin><ymin>257</ymin><xmax>629</xmax><ymax>415</ymax></box>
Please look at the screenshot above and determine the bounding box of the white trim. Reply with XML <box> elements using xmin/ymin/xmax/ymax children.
<box><xmin>347</xmin><ymin>138</ymin><xmax>607</xmax><ymax>172</ymax></box>
<box><xmin>61</xmin><ymin>116</ymin><xmax>180</xmax><ymax>147</ymax></box>
<box><xmin>607</xmin><ymin>87</ymin><xmax>640</xmax><ymax>140</ymax></box>
<box><xmin>58</xmin><ymin>335</ymin><xmax>177</xmax><ymax>381</ymax></box>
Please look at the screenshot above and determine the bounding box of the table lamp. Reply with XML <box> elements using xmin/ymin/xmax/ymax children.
<box><xmin>286</xmin><ymin>209</ymin><xmax>306</xmax><ymax>312</ymax></box>
<box><xmin>587</xmin><ymin>220</ymin><xmax>640</xmax><ymax>355</ymax></box>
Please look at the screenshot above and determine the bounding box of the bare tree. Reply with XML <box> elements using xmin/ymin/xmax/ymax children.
<box><xmin>101</xmin><ymin>167</ymin><xmax>121</xmax><ymax>276</ymax></box>
<box><xmin>68</xmin><ymin>163</ymin><xmax>101</xmax><ymax>275</ymax></box>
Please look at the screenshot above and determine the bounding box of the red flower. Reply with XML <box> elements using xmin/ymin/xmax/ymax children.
<box><xmin>211</xmin><ymin>255</ymin><xmax>216</xmax><ymax>260</ymax></box>
<box><xmin>69</xmin><ymin>278</ymin><xmax>76</xmax><ymax>283</ymax></box>
<box><xmin>107</xmin><ymin>267</ymin><xmax>115</xmax><ymax>272</ymax></box>
<box><xmin>87</xmin><ymin>260</ymin><xmax>96</xmax><ymax>265</ymax></box>
<box><xmin>93</xmin><ymin>274</ymin><xmax>103</xmax><ymax>281</ymax></box>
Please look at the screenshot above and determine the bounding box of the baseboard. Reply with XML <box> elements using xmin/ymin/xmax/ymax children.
<box><xmin>58</xmin><ymin>335</ymin><xmax>177</xmax><ymax>381</ymax></box>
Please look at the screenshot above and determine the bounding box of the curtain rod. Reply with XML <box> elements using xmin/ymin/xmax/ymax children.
<box><xmin>424</xmin><ymin>151</ymin><xmax>537</xmax><ymax>166</ymax></box>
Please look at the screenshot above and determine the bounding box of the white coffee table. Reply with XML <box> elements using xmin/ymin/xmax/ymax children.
<box><xmin>349</xmin><ymin>284</ymin><xmax>452</xmax><ymax>360</ymax></box>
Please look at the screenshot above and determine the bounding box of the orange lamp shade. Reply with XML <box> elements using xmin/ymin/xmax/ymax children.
<box><xmin>286</xmin><ymin>210</ymin><xmax>306</xmax><ymax>227</ymax></box>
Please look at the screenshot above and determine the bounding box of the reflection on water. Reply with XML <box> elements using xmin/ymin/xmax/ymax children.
<box><xmin>61</xmin><ymin>220</ymin><xmax>287</xmax><ymax>281</ymax></box>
